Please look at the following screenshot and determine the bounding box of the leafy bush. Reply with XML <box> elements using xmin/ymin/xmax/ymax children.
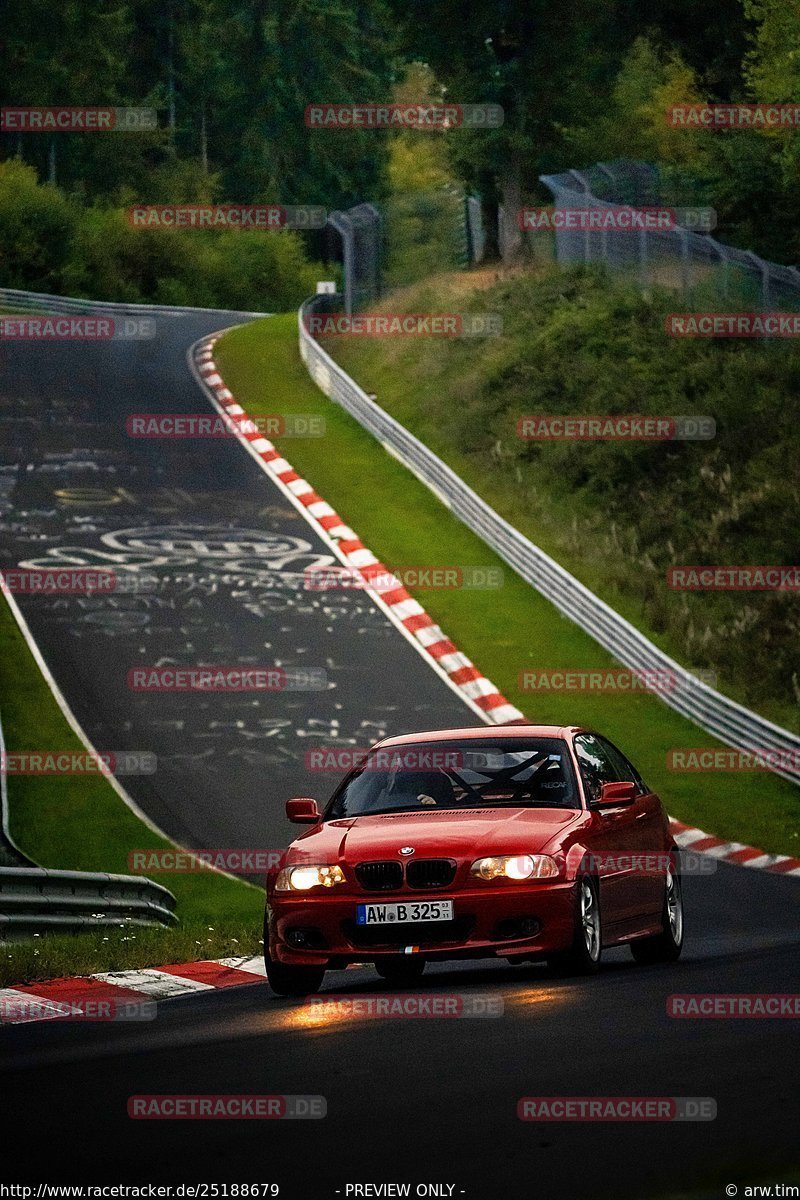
<box><xmin>0</xmin><ymin>160</ymin><xmax>77</xmax><ymax>292</ymax></box>
<box><xmin>0</xmin><ymin>161</ymin><xmax>323</xmax><ymax>311</ymax></box>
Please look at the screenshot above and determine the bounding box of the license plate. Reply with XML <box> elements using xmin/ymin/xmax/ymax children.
<box><xmin>356</xmin><ymin>900</ymin><xmax>454</xmax><ymax>926</ymax></box>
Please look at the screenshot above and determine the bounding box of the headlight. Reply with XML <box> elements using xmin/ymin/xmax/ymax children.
<box><xmin>470</xmin><ymin>854</ymin><xmax>559</xmax><ymax>881</ymax></box>
<box><xmin>274</xmin><ymin>864</ymin><xmax>347</xmax><ymax>892</ymax></box>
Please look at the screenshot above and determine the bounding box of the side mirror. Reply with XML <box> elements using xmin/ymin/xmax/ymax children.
<box><xmin>594</xmin><ymin>780</ymin><xmax>637</xmax><ymax>808</ymax></box>
<box><xmin>286</xmin><ymin>797</ymin><xmax>321</xmax><ymax>824</ymax></box>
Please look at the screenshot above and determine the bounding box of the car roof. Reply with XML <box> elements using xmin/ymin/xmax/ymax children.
<box><xmin>371</xmin><ymin>724</ymin><xmax>587</xmax><ymax>749</ymax></box>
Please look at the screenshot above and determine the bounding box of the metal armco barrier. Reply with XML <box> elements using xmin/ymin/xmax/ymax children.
<box><xmin>0</xmin><ymin>285</ymin><xmax>267</xmax><ymax>318</ymax></box>
<box><xmin>298</xmin><ymin>295</ymin><xmax>800</xmax><ymax>787</ymax></box>
<box><xmin>0</xmin><ymin>709</ymin><xmax>176</xmax><ymax>930</ymax></box>
<box><xmin>0</xmin><ymin>867</ymin><xmax>177</xmax><ymax>934</ymax></box>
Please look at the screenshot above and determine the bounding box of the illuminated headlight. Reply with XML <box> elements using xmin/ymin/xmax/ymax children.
<box><xmin>470</xmin><ymin>854</ymin><xmax>559</xmax><ymax>881</ymax></box>
<box><xmin>274</xmin><ymin>865</ymin><xmax>347</xmax><ymax>892</ymax></box>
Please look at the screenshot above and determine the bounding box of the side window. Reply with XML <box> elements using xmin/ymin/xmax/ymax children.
<box><xmin>598</xmin><ymin>737</ymin><xmax>648</xmax><ymax>795</ymax></box>
<box><xmin>574</xmin><ymin>734</ymin><xmax>618</xmax><ymax>804</ymax></box>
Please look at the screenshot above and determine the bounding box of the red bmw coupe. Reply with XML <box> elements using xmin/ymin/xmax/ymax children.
<box><xmin>264</xmin><ymin>725</ymin><xmax>684</xmax><ymax>995</ymax></box>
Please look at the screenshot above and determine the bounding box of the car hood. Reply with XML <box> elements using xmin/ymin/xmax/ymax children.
<box><xmin>288</xmin><ymin>807</ymin><xmax>582</xmax><ymax>864</ymax></box>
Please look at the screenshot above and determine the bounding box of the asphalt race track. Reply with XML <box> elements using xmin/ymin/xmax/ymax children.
<box><xmin>1</xmin><ymin>309</ymin><xmax>798</xmax><ymax>1198</ymax></box>
<box><xmin>0</xmin><ymin>309</ymin><xmax>479</xmax><ymax>860</ymax></box>
<box><xmin>1</xmin><ymin>863</ymin><xmax>799</xmax><ymax>1196</ymax></box>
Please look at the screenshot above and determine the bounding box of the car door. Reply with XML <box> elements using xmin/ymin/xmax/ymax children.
<box><xmin>598</xmin><ymin>736</ymin><xmax>665</xmax><ymax>919</ymax></box>
<box><xmin>574</xmin><ymin>733</ymin><xmax>641</xmax><ymax>935</ymax></box>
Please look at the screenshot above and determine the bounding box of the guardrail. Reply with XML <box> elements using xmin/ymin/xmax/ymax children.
<box><xmin>298</xmin><ymin>294</ymin><xmax>800</xmax><ymax>787</ymax></box>
<box><xmin>0</xmin><ymin>708</ymin><xmax>177</xmax><ymax>932</ymax></box>
<box><xmin>0</xmin><ymin>867</ymin><xmax>177</xmax><ymax>935</ymax></box>
<box><xmin>0</xmin><ymin>285</ymin><xmax>267</xmax><ymax>319</ymax></box>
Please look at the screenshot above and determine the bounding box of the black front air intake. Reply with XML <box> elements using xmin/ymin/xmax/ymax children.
<box><xmin>405</xmin><ymin>858</ymin><xmax>457</xmax><ymax>889</ymax></box>
<box><xmin>355</xmin><ymin>861</ymin><xmax>404</xmax><ymax>891</ymax></box>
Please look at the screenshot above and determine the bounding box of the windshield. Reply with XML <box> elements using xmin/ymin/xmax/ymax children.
<box><xmin>326</xmin><ymin>738</ymin><xmax>579</xmax><ymax>818</ymax></box>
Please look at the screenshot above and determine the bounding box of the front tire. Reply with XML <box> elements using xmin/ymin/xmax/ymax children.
<box><xmin>548</xmin><ymin>875</ymin><xmax>602</xmax><ymax>976</ymax></box>
<box><xmin>375</xmin><ymin>957</ymin><xmax>426</xmax><ymax>986</ymax></box>
<box><xmin>631</xmin><ymin>861</ymin><xmax>684</xmax><ymax>964</ymax></box>
<box><xmin>266</xmin><ymin>956</ymin><xmax>325</xmax><ymax>997</ymax></box>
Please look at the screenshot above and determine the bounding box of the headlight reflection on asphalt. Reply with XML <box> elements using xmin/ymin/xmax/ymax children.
<box><xmin>280</xmin><ymin>1001</ymin><xmax>360</xmax><ymax>1033</ymax></box>
<box><xmin>505</xmin><ymin>984</ymin><xmax>574</xmax><ymax>1011</ymax></box>
<box><xmin>270</xmin><ymin>980</ymin><xmax>574</xmax><ymax>1036</ymax></box>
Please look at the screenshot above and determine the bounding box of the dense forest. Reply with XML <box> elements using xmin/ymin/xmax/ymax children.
<box><xmin>1</xmin><ymin>0</ymin><xmax>799</xmax><ymax>302</ymax></box>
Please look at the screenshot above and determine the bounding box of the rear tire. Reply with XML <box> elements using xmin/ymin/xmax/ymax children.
<box><xmin>548</xmin><ymin>876</ymin><xmax>602</xmax><ymax>976</ymax></box>
<box><xmin>375</xmin><ymin>957</ymin><xmax>426</xmax><ymax>986</ymax></box>
<box><xmin>631</xmin><ymin>861</ymin><xmax>684</xmax><ymax>964</ymax></box>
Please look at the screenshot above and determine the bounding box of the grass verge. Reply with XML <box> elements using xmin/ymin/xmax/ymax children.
<box><xmin>0</xmin><ymin>596</ymin><xmax>262</xmax><ymax>987</ymax></box>
<box><xmin>1</xmin><ymin>920</ymin><xmax>262</xmax><ymax>989</ymax></box>
<box><xmin>214</xmin><ymin>311</ymin><xmax>799</xmax><ymax>857</ymax></box>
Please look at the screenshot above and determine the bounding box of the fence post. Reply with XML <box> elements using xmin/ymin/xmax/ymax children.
<box><xmin>461</xmin><ymin>193</ymin><xmax>472</xmax><ymax>266</ymax></box>
<box><xmin>712</xmin><ymin>240</ymin><xmax>729</xmax><ymax>303</ymax></box>
<box><xmin>567</xmin><ymin>170</ymin><xmax>592</xmax><ymax>265</ymax></box>
<box><xmin>327</xmin><ymin>212</ymin><xmax>354</xmax><ymax>315</ymax></box>
<box><xmin>789</xmin><ymin>267</ymin><xmax>800</xmax><ymax>311</ymax></box>
<box><xmin>361</xmin><ymin>202</ymin><xmax>383</xmax><ymax>304</ymax></box>
<box><xmin>745</xmin><ymin>250</ymin><xmax>770</xmax><ymax>312</ymax></box>
<box><xmin>679</xmin><ymin>228</ymin><xmax>690</xmax><ymax>298</ymax></box>
<box><xmin>639</xmin><ymin>228</ymin><xmax>649</xmax><ymax>289</ymax></box>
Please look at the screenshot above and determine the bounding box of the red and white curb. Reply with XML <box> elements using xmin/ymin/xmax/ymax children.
<box><xmin>669</xmin><ymin>817</ymin><xmax>800</xmax><ymax>875</ymax></box>
<box><xmin>0</xmin><ymin>956</ymin><xmax>268</xmax><ymax>1025</ymax></box>
<box><xmin>192</xmin><ymin>337</ymin><xmax>523</xmax><ymax>725</ymax></box>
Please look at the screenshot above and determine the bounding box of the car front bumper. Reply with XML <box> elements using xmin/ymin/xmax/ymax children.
<box><xmin>267</xmin><ymin>881</ymin><xmax>577</xmax><ymax>966</ymax></box>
